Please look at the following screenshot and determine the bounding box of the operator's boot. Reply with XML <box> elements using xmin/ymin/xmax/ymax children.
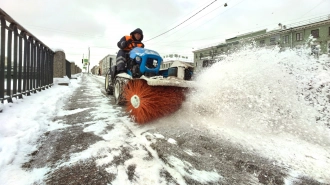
<box><xmin>105</xmin><ymin>66</ymin><xmax>115</xmax><ymax>95</ymax></box>
<box><xmin>110</xmin><ymin>65</ymin><xmax>117</xmax><ymax>86</ymax></box>
<box><xmin>116</xmin><ymin>58</ymin><xmax>127</xmax><ymax>74</ymax></box>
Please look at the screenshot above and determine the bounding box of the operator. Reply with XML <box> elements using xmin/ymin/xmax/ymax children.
<box><xmin>116</xmin><ymin>28</ymin><xmax>145</xmax><ymax>73</ymax></box>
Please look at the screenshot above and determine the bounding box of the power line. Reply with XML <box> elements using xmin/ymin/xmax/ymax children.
<box><xmin>144</xmin><ymin>0</ymin><xmax>218</xmax><ymax>42</ymax></box>
<box><xmin>300</xmin><ymin>0</ymin><xmax>326</xmax><ymax>17</ymax></box>
<box><xmin>150</xmin><ymin>0</ymin><xmax>216</xmax><ymax>34</ymax></box>
<box><xmin>147</xmin><ymin>0</ymin><xmax>237</xmax><ymax>45</ymax></box>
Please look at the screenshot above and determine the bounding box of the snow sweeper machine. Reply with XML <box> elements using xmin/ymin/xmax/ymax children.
<box><xmin>105</xmin><ymin>47</ymin><xmax>194</xmax><ymax>124</ymax></box>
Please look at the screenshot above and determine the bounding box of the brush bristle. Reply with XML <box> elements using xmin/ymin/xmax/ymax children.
<box><xmin>124</xmin><ymin>79</ymin><xmax>185</xmax><ymax>124</ymax></box>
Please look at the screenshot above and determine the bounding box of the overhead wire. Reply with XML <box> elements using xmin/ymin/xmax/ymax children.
<box><xmin>149</xmin><ymin>0</ymin><xmax>217</xmax><ymax>35</ymax></box>
<box><xmin>300</xmin><ymin>0</ymin><xmax>326</xmax><ymax>17</ymax></box>
<box><xmin>144</xmin><ymin>0</ymin><xmax>218</xmax><ymax>42</ymax></box>
<box><xmin>148</xmin><ymin>0</ymin><xmax>234</xmax><ymax>44</ymax></box>
<box><xmin>147</xmin><ymin>0</ymin><xmax>243</xmax><ymax>48</ymax></box>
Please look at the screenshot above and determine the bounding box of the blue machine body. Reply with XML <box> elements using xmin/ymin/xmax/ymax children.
<box><xmin>127</xmin><ymin>47</ymin><xmax>164</xmax><ymax>77</ymax></box>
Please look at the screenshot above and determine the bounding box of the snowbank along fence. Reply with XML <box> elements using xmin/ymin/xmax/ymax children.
<box><xmin>0</xmin><ymin>8</ymin><xmax>81</xmax><ymax>105</ymax></box>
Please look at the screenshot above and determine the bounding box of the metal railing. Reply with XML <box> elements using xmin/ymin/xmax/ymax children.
<box><xmin>0</xmin><ymin>8</ymin><xmax>54</xmax><ymax>103</ymax></box>
<box><xmin>66</xmin><ymin>60</ymin><xmax>71</xmax><ymax>79</ymax></box>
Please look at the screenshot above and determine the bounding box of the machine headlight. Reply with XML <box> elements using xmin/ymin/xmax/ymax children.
<box><xmin>135</xmin><ymin>56</ymin><xmax>141</xmax><ymax>62</ymax></box>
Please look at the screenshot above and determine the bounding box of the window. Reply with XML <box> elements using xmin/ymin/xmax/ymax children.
<box><xmin>329</xmin><ymin>27</ymin><xmax>330</xmax><ymax>36</ymax></box>
<box><xmin>202</xmin><ymin>60</ymin><xmax>209</xmax><ymax>67</ymax></box>
<box><xmin>270</xmin><ymin>37</ymin><xmax>276</xmax><ymax>45</ymax></box>
<box><xmin>259</xmin><ymin>40</ymin><xmax>265</xmax><ymax>46</ymax></box>
<box><xmin>296</xmin><ymin>33</ymin><xmax>303</xmax><ymax>41</ymax></box>
<box><xmin>203</xmin><ymin>60</ymin><xmax>216</xmax><ymax>67</ymax></box>
<box><xmin>283</xmin><ymin>35</ymin><xmax>289</xmax><ymax>44</ymax></box>
<box><xmin>311</xmin><ymin>29</ymin><xmax>319</xmax><ymax>38</ymax></box>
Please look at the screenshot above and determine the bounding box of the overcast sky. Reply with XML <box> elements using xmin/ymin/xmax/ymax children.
<box><xmin>0</xmin><ymin>0</ymin><xmax>329</xmax><ymax>68</ymax></box>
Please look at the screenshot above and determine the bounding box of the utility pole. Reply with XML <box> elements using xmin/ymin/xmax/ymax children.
<box><xmin>83</xmin><ymin>54</ymin><xmax>85</xmax><ymax>73</ymax></box>
<box><xmin>88</xmin><ymin>47</ymin><xmax>90</xmax><ymax>74</ymax></box>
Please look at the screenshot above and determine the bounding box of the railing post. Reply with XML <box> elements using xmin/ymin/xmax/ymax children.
<box><xmin>31</xmin><ymin>38</ymin><xmax>36</xmax><ymax>93</ymax></box>
<box><xmin>22</xmin><ymin>32</ymin><xmax>28</xmax><ymax>94</ymax></box>
<box><xmin>45</xmin><ymin>49</ymin><xmax>50</xmax><ymax>87</ymax></box>
<box><xmin>41</xmin><ymin>46</ymin><xmax>46</xmax><ymax>89</ymax></box>
<box><xmin>66</xmin><ymin>60</ymin><xmax>71</xmax><ymax>79</ymax></box>
<box><xmin>50</xmin><ymin>52</ymin><xmax>54</xmax><ymax>84</ymax></box>
<box><xmin>71</xmin><ymin>62</ymin><xmax>76</xmax><ymax>75</ymax></box>
<box><xmin>6</xmin><ymin>22</ymin><xmax>13</xmax><ymax>102</ymax></box>
<box><xmin>25</xmin><ymin>36</ymin><xmax>32</xmax><ymax>96</ymax></box>
<box><xmin>18</xmin><ymin>30</ymin><xmax>23</xmax><ymax>99</ymax></box>
<box><xmin>44</xmin><ymin>48</ymin><xmax>48</xmax><ymax>88</ymax></box>
<box><xmin>36</xmin><ymin>42</ymin><xmax>41</xmax><ymax>91</ymax></box>
<box><xmin>12</xmin><ymin>24</ymin><xmax>18</xmax><ymax>97</ymax></box>
<box><xmin>0</xmin><ymin>15</ymin><xmax>6</xmax><ymax>103</ymax></box>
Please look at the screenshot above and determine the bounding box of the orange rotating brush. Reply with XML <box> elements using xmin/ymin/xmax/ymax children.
<box><xmin>124</xmin><ymin>79</ymin><xmax>186</xmax><ymax>124</ymax></box>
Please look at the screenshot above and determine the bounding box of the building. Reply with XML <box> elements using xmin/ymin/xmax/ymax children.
<box><xmin>160</xmin><ymin>59</ymin><xmax>193</xmax><ymax>71</ymax></box>
<box><xmin>162</xmin><ymin>54</ymin><xmax>191</xmax><ymax>62</ymax></box>
<box><xmin>98</xmin><ymin>54</ymin><xmax>116</xmax><ymax>76</ymax></box>
<box><xmin>90</xmin><ymin>65</ymin><xmax>100</xmax><ymax>75</ymax></box>
<box><xmin>193</xmin><ymin>14</ymin><xmax>330</xmax><ymax>73</ymax></box>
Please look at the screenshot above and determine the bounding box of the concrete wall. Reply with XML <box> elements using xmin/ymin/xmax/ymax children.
<box><xmin>53</xmin><ymin>51</ymin><xmax>81</xmax><ymax>78</ymax></box>
<box><xmin>70</xmin><ymin>62</ymin><xmax>76</xmax><ymax>75</ymax></box>
<box><xmin>53</xmin><ymin>51</ymin><xmax>66</xmax><ymax>78</ymax></box>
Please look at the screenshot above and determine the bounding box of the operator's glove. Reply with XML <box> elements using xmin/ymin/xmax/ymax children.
<box><xmin>121</xmin><ymin>39</ymin><xmax>133</xmax><ymax>48</ymax></box>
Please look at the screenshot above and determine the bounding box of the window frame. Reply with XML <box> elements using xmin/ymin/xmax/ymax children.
<box><xmin>283</xmin><ymin>35</ymin><xmax>289</xmax><ymax>44</ymax></box>
<box><xmin>296</xmin><ymin>33</ymin><xmax>303</xmax><ymax>41</ymax></box>
<box><xmin>270</xmin><ymin>37</ymin><xmax>276</xmax><ymax>45</ymax></box>
<box><xmin>259</xmin><ymin>40</ymin><xmax>265</xmax><ymax>46</ymax></box>
<box><xmin>311</xmin><ymin>29</ymin><xmax>319</xmax><ymax>38</ymax></box>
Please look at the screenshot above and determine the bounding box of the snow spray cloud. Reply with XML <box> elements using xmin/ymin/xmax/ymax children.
<box><xmin>155</xmin><ymin>42</ymin><xmax>330</xmax><ymax>182</ymax></box>
<box><xmin>183</xmin><ymin>43</ymin><xmax>330</xmax><ymax>145</ymax></box>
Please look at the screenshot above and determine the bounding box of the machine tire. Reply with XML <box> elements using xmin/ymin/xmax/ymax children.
<box><xmin>184</xmin><ymin>68</ymin><xmax>192</xmax><ymax>80</ymax></box>
<box><xmin>114</xmin><ymin>78</ymin><xmax>125</xmax><ymax>105</ymax></box>
<box><xmin>105</xmin><ymin>73</ymin><xmax>113</xmax><ymax>95</ymax></box>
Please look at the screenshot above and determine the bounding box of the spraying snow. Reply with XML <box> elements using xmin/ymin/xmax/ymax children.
<box><xmin>175</xmin><ymin>44</ymin><xmax>330</xmax><ymax>183</ymax></box>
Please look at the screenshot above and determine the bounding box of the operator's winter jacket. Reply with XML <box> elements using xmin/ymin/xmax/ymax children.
<box><xmin>117</xmin><ymin>28</ymin><xmax>145</xmax><ymax>52</ymax></box>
